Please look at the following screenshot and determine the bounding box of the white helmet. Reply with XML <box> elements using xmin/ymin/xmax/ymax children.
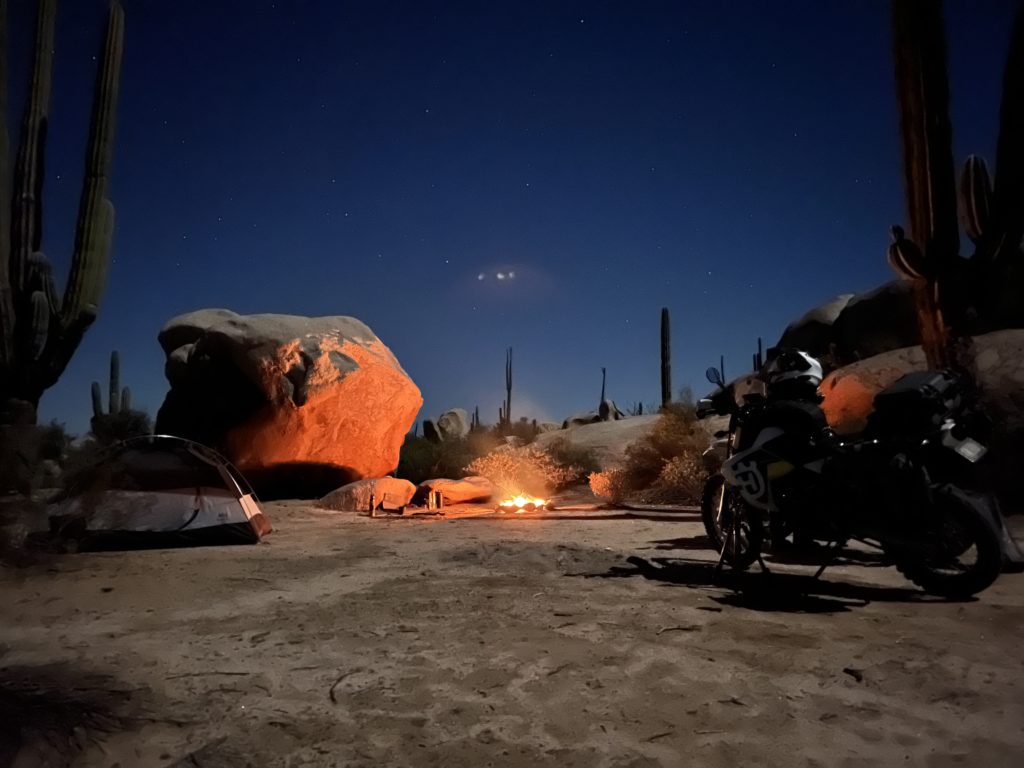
<box><xmin>763</xmin><ymin>349</ymin><xmax>823</xmax><ymax>389</ymax></box>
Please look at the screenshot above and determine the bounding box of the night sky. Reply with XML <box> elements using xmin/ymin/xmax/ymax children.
<box><xmin>6</xmin><ymin>0</ymin><xmax>1017</xmax><ymax>434</ymax></box>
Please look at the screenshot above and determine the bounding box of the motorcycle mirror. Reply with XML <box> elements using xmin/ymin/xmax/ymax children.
<box><xmin>706</xmin><ymin>366</ymin><xmax>723</xmax><ymax>386</ymax></box>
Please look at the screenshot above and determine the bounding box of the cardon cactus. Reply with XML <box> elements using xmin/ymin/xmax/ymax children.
<box><xmin>90</xmin><ymin>350</ymin><xmax>150</xmax><ymax>445</ymax></box>
<box><xmin>0</xmin><ymin>0</ymin><xmax>124</xmax><ymax>425</ymax></box>
<box><xmin>889</xmin><ymin>1</ymin><xmax>1024</xmax><ymax>367</ymax></box>
<box><xmin>660</xmin><ymin>307</ymin><xmax>671</xmax><ymax>407</ymax></box>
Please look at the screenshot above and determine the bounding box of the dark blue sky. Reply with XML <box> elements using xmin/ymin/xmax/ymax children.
<box><xmin>7</xmin><ymin>0</ymin><xmax>1016</xmax><ymax>433</ymax></box>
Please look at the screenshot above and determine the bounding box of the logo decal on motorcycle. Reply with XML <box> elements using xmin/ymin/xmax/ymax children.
<box><xmin>732</xmin><ymin>459</ymin><xmax>767</xmax><ymax>505</ymax></box>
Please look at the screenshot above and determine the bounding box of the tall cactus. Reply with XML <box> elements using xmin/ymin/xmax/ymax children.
<box><xmin>0</xmin><ymin>0</ymin><xmax>124</xmax><ymax>425</ymax></box>
<box><xmin>889</xmin><ymin>0</ymin><xmax>960</xmax><ymax>371</ymax></box>
<box><xmin>889</xmin><ymin>1</ymin><xmax>1024</xmax><ymax>370</ymax></box>
<box><xmin>502</xmin><ymin>346</ymin><xmax>512</xmax><ymax>429</ymax></box>
<box><xmin>660</xmin><ymin>307</ymin><xmax>671</xmax><ymax>407</ymax></box>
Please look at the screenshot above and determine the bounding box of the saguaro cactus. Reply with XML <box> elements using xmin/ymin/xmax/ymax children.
<box><xmin>660</xmin><ymin>307</ymin><xmax>671</xmax><ymax>407</ymax></box>
<box><xmin>90</xmin><ymin>349</ymin><xmax>149</xmax><ymax>444</ymax></box>
<box><xmin>889</xmin><ymin>1</ymin><xmax>1024</xmax><ymax>370</ymax></box>
<box><xmin>502</xmin><ymin>346</ymin><xmax>512</xmax><ymax>428</ymax></box>
<box><xmin>0</xmin><ymin>0</ymin><xmax>124</xmax><ymax>425</ymax></box>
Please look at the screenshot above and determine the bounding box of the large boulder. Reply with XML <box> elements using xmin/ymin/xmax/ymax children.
<box><xmin>417</xmin><ymin>476</ymin><xmax>495</xmax><ymax>505</ymax></box>
<box><xmin>155</xmin><ymin>310</ymin><xmax>422</xmax><ymax>499</ymax></box>
<box><xmin>437</xmin><ymin>408</ymin><xmax>470</xmax><ymax>440</ymax></box>
<box><xmin>777</xmin><ymin>293</ymin><xmax>853</xmax><ymax>362</ymax></box>
<box><xmin>778</xmin><ymin>281</ymin><xmax>919</xmax><ymax>368</ymax></box>
<box><xmin>319</xmin><ymin>477</ymin><xmax>417</xmax><ymax>512</ymax></box>
<box><xmin>536</xmin><ymin>415</ymin><xmax>661</xmax><ymax>470</ymax></box>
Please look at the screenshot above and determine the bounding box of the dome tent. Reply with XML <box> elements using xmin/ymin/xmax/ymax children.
<box><xmin>47</xmin><ymin>435</ymin><xmax>271</xmax><ymax>551</ymax></box>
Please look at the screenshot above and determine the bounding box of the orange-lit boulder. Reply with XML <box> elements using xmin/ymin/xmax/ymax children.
<box><xmin>155</xmin><ymin>310</ymin><xmax>423</xmax><ymax>498</ymax></box>
<box><xmin>820</xmin><ymin>329</ymin><xmax>1024</xmax><ymax>435</ymax></box>
<box><xmin>418</xmin><ymin>476</ymin><xmax>496</xmax><ymax>505</ymax></box>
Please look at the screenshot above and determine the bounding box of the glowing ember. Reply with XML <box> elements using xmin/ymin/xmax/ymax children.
<box><xmin>497</xmin><ymin>495</ymin><xmax>546</xmax><ymax>513</ymax></box>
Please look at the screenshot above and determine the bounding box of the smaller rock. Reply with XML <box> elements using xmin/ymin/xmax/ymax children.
<box><xmin>422</xmin><ymin>419</ymin><xmax>441</xmax><ymax>443</ymax></box>
<box><xmin>418</xmin><ymin>476</ymin><xmax>496</xmax><ymax>505</ymax></box>
<box><xmin>319</xmin><ymin>477</ymin><xmax>417</xmax><ymax>512</ymax></box>
<box><xmin>437</xmin><ymin>408</ymin><xmax>470</xmax><ymax>440</ymax></box>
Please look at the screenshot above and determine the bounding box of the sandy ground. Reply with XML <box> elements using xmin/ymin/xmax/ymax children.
<box><xmin>1</xmin><ymin>501</ymin><xmax>1024</xmax><ymax>768</ymax></box>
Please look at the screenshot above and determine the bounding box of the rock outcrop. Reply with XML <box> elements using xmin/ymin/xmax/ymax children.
<box><xmin>319</xmin><ymin>477</ymin><xmax>417</xmax><ymax>512</ymax></box>
<box><xmin>561</xmin><ymin>399</ymin><xmax>626</xmax><ymax>429</ymax></box>
<box><xmin>437</xmin><ymin>408</ymin><xmax>471</xmax><ymax>441</ymax></box>
<box><xmin>155</xmin><ymin>310</ymin><xmax>422</xmax><ymax>499</ymax></box>
<box><xmin>778</xmin><ymin>281</ymin><xmax>919</xmax><ymax>368</ymax></box>
<box><xmin>417</xmin><ymin>476</ymin><xmax>495</xmax><ymax>505</ymax></box>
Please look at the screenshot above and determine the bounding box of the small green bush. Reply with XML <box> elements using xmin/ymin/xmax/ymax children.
<box><xmin>396</xmin><ymin>430</ymin><xmax>503</xmax><ymax>485</ymax></box>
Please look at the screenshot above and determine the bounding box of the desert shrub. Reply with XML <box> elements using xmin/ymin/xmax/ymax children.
<box><xmin>542</xmin><ymin>437</ymin><xmax>601</xmax><ymax>484</ymax></box>
<box><xmin>588</xmin><ymin>468</ymin><xmax>629</xmax><ymax>504</ymax></box>
<box><xmin>90</xmin><ymin>410</ymin><xmax>152</xmax><ymax>447</ymax></box>
<box><xmin>396</xmin><ymin>430</ymin><xmax>503</xmax><ymax>485</ymax></box>
<box><xmin>465</xmin><ymin>444</ymin><xmax>577</xmax><ymax>498</ymax></box>
<box><xmin>589</xmin><ymin>396</ymin><xmax>709</xmax><ymax>505</ymax></box>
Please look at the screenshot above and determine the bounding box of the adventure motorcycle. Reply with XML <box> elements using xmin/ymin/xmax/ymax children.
<box><xmin>696</xmin><ymin>351</ymin><xmax>1012</xmax><ymax>599</ymax></box>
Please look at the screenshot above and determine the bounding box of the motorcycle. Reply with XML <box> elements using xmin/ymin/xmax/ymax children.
<box><xmin>696</xmin><ymin>359</ymin><xmax>1009</xmax><ymax>599</ymax></box>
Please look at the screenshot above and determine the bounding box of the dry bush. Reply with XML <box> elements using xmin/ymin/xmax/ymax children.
<box><xmin>590</xmin><ymin>398</ymin><xmax>709</xmax><ymax>505</ymax></box>
<box><xmin>542</xmin><ymin>438</ymin><xmax>601</xmax><ymax>485</ymax></box>
<box><xmin>588</xmin><ymin>468</ymin><xmax>629</xmax><ymax>504</ymax></box>
<box><xmin>465</xmin><ymin>444</ymin><xmax>577</xmax><ymax>498</ymax></box>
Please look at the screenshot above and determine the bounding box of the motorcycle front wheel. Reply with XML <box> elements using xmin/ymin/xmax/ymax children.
<box><xmin>892</xmin><ymin>484</ymin><xmax>1002</xmax><ymax>599</ymax></box>
<box><xmin>706</xmin><ymin>479</ymin><xmax>763</xmax><ymax>571</ymax></box>
<box><xmin>701</xmin><ymin>474</ymin><xmax>727</xmax><ymax>551</ymax></box>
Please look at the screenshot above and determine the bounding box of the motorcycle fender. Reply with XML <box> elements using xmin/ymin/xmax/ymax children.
<box><xmin>938</xmin><ymin>484</ymin><xmax>1024</xmax><ymax>571</ymax></box>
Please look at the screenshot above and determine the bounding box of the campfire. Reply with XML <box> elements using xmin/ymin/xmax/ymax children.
<box><xmin>496</xmin><ymin>494</ymin><xmax>547</xmax><ymax>514</ymax></box>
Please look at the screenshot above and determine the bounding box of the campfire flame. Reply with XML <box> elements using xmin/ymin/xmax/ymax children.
<box><xmin>497</xmin><ymin>494</ymin><xmax>546</xmax><ymax>513</ymax></box>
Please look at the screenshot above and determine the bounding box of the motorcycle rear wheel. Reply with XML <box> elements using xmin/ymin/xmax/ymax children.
<box><xmin>893</xmin><ymin>485</ymin><xmax>1002</xmax><ymax>599</ymax></box>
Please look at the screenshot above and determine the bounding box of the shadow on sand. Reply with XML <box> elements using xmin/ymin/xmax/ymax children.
<box><xmin>584</xmin><ymin>554</ymin><xmax>956</xmax><ymax>614</ymax></box>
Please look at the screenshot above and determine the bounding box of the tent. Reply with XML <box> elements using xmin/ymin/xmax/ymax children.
<box><xmin>47</xmin><ymin>435</ymin><xmax>272</xmax><ymax>551</ymax></box>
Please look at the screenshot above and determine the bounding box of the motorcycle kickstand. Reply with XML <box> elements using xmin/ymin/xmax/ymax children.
<box><xmin>812</xmin><ymin>541</ymin><xmax>843</xmax><ymax>580</ymax></box>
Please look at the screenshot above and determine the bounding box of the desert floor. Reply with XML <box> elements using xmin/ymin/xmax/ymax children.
<box><xmin>1</xmin><ymin>501</ymin><xmax>1023</xmax><ymax>768</ymax></box>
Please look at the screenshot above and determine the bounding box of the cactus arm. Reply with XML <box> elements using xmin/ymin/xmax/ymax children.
<box><xmin>61</xmin><ymin>2</ymin><xmax>123</xmax><ymax>329</ymax></box>
<box><xmin>891</xmin><ymin>0</ymin><xmax>960</xmax><ymax>267</ymax></box>
<box><xmin>990</xmin><ymin>7</ymin><xmax>1024</xmax><ymax>263</ymax></box>
<box><xmin>108</xmin><ymin>349</ymin><xmax>119</xmax><ymax>414</ymax></box>
<box><xmin>28</xmin><ymin>291</ymin><xmax>48</xmax><ymax>360</ymax></box>
<box><xmin>959</xmin><ymin>155</ymin><xmax>992</xmax><ymax>247</ymax></box>
<box><xmin>120</xmin><ymin>386</ymin><xmax>130</xmax><ymax>413</ymax></box>
<box><xmin>91</xmin><ymin>381</ymin><xmax>103</xmax><ymax>418</ymax></box>
<box><xmin>11</xmin><ymin>0</ymin><xmax>56</xmax><ymax>299</ymax></box>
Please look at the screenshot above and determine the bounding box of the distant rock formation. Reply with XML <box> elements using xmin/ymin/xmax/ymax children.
<box><xmin>155</xmin><ymin>310</ymin><xmax>422</xmax><ymax>499</ymax></box>
<box><xmin>561</xmin><ymin>399</ymin><xmax>626</xmax><ymax>429</ymax></box>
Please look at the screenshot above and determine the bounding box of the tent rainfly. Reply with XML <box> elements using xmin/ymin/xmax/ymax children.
<box><xmin>47</xmin><ymin>435</ymin><xmax>272</xmax><ymax>551</ymax></box>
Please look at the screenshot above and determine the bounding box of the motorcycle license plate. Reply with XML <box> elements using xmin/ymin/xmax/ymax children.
<box><xmin>951</xmin><ymin>437</ymin><xmax>986</xmax><ymax>463</ymax></box>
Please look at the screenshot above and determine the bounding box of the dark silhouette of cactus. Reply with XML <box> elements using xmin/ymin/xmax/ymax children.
<box><xmin>599</xmin><ymin>366</ymin><xmax>607</xmax><ymax>405</ymax></box>
<box><xmin>0</xmin><ymin>0</ymin><xmax>124</xmax><ymax>425</ymax></box>
<box><xmin>502</xmin><ymin>346</ymin><xmax>512</xmax><ymax>429</ymax></box>
<box><xmin>90</xmin><ymin>349</ymin><xmax>149</xmax><ymax>445</ymax></box>
<box><xmin>889</xmin><ymin>1</ymin><xmax>1024</xmax><ymax>370</ymax></box>
<box><xmin>660</xmin><ymin>308</ymin><xmax>671</xmax><ymax>407</ymax></box>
